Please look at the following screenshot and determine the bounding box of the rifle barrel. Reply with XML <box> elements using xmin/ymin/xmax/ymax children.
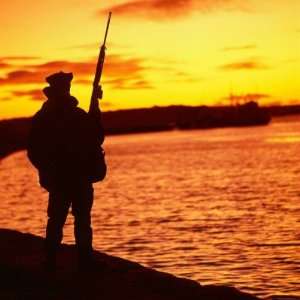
<box><xmin>89</xmin><ymin>12</ymin><xmax>112</xmax><ymax>113</ymax></box>
<box><xmin>103</xmin><ymin>12</ymin><xmax>112</xmax><ymax>46</ymax></box>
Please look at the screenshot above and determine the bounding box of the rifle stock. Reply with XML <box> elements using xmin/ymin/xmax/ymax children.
<box><xmin>89</xmin><ymin>12</ymin><xmax>112</xmax><ymax>113</ymax></box>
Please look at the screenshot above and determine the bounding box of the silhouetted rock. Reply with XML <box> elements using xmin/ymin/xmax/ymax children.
<box><xmin>0</xmin><ymin>229</ymin><xmax>260</xmax><ymax>300</ymax></box>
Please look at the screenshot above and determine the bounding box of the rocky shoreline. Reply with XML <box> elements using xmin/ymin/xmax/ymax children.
<box><xmin>0</xmin><ymin>229</ymin><xmax>261</xmax><ymax>300</ymax></box>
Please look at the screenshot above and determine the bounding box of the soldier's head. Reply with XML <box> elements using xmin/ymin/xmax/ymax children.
<box><xmin>45</xmin><ymin>71</ymin><xmax>73</xmax><ymax>97</ymax></box>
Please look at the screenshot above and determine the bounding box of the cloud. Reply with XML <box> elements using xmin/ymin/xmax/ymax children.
<box><xmin>0</xmin><ymin>61</ymin><xmax>11</xmax><ymax>69</ymax></box>
<box><xmin>172</xmin><ymin>71</ymin><xmax>201</xmax><ymax>83</ymax></box>
<box><xmin>0</xmin><ymin>56</ymin><xmax>40</xmax><ymax>70</ymax></box>
<box><xmin>222</xmin><ymin>44</ymin><xmax>257</xmax><ymax>52</ymax></box>
<box><xmin>220</xmin><ymin>59</ymin><xmax>269</xmax><ymax>71</ymax></box>
<box><xmin>64</xmin><ymin>42</ymin><xmax>121</xmax><ymax>51</ymax></box>
<box><xmin>1</xmin><ymin>56</ymin><xmax>40</xmax><ymax>61</ymax></box>
<box><xmin>30</xmin><ymin>60</ymin><xmax>95</xmax><ymax>75</ymax></box>
<box><xmin>99</xmin><ymin>0</ymin><xmax>247</xmax><ymax>20</ymax></box>
<box><xmin>104</xmin><ymin>77</ymin><xmax>153</xmax><ymax>90</ymax></box>
<box><xmin>0</xmin><ymin>96</ymin><xmax>11</xmax><ymax>101</ymax></box>
<box><xmin>63</xmin><ymin>43</ymin><xmax>99</xmax><ymax>50</ymax></box>
<box><xmin>223</xmin><ymin>93</ymin><xmax>270</xmax><ymax>102</ymax></box>
<box><xmin>0</xmin><ymin>56</ymin><xmax>145</xmax><ymax>85</ymax></box>
<box><xmin>0</xmin><ymin>70</ymin><xmax>46</xmax><ymax>85</ymax></box>
<box><xmin>0</xmin><ymin>54</ymin><xmax>153</xmax><ymax>100</ymax></box>
<box><xmin>11</xmin><ymin>89</ymin><xmax>44</xmax><ymax>101</ymax></box>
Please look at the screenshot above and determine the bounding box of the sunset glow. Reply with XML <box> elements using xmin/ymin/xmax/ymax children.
<box><xmin>0</xmin><ymin>0</ymin><xmax>299</xmax><ymax>118</ymax></box>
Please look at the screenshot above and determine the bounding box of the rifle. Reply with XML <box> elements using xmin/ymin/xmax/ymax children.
<box><xmin>89</xmin><ymin>12</ymin><xmax>112</xmax><ymax>113</ymax></box>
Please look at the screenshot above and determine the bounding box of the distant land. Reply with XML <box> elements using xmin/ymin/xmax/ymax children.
<box><xmin>0</xmin><ymin>103</ymin><xmax>299</xmax><ymax>159</ymax></box>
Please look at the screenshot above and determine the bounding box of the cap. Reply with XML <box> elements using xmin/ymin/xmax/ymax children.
<box><xmin>46</xmin><ymin>71</ymin><xmax>73</xmax><ymax>87</ymax></box>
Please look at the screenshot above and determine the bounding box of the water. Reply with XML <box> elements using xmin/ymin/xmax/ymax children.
<box><xmin>0</xmin><ymin>117</ymin><xmax>299</xmax><ymax>298</ymax></box>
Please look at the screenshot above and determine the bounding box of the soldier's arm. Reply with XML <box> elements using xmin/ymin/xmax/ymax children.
<box><xmin>87</xmin><ymin>85</ymin><xmax>105</xmax><ymax>145</ymax></box>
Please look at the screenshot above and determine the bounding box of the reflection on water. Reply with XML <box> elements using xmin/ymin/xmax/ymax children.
<box><xmin>0</xmin><ymin>118</ymin><xmax>300</xmax><ymax>298</ymax></box>
<box><xmin>266</xmin><ymin>134</ymin><xmax>300</xmax><ymax>143</ymax></box>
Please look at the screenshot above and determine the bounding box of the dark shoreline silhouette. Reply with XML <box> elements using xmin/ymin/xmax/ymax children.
<box><xmin>1</xmin><ymin>103</ymin><xmax>299</xmax><ymax>159</ymax></box>
<box><xmin>0</xmin><ymin>229</ymin><xmax>259</xmax><ymax>300</ymax></box>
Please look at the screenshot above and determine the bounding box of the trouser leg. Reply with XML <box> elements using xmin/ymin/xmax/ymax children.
<box><xmin>45</xmin><ymin>190</ymin><xmax>70</xmax><ymax>268</ymax></box>
<box><xmin>71</xmin><ymin>183</ymin><xmax>94</xmax><ymax>265</ymax></box>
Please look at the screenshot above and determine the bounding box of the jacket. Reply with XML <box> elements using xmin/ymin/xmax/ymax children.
<box><xmin>27</xmin><ymin>95</ymin><xmax>105</xmax><ymax>190</ymax></box>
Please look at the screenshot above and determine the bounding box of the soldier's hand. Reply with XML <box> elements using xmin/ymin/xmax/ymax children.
<box><xmin>97</xmin><ymin>85</ymin><xmax>103</xmax><ymax>100</ymax></box>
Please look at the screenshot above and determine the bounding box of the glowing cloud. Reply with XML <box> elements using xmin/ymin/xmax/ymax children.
<box><xmin>99</xmin><ymin>0</ymin><xmax>247</xmax><ymax>20</ymax></box>
<box><xmin>1</xmin><ymin>56</ymin><xmax>40</xmax><ymax>61</ymax></box>
<box><xmin>11</xmin><ymin>89</ymin><xmax>44</xmax><ymax>101</ymax></box>
<box><xmin>220</xmin><ymin>59</ymin><xmax>269</xmax><ymax>71</ymax></box>
<box><xmin>0</xmin><ymin>55</ymin><xmax>151</xmax><ymax>90</ymax></box>
<box><xmin>0</xmin><ymin>61</ymin><xmax>11</xmax><ymax>69</ymax></box>
<box><xmin>0</xmin><ymin>70</ymin><xmax>45</xmax><ymax>85</ymax></box>
<box><xmin>0</xmin><ymin>54</ymin><xmax>154</xmax><ymax>102</ymax></box>
<box><xmin>222</xmin><ymin>44</ymin><xmax>257</xmax><ymax>51</ymax></box>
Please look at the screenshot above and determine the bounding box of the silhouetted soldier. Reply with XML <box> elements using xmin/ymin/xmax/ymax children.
<box><xmin>27</xmin><ymin>71</ymin><xmax>105</xmax><ymax>270</ymax></box>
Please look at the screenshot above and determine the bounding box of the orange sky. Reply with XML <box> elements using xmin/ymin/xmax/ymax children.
<box><xmin>0</xmin><ymin>0</ymin><xmax>299</xmax><ymax>118</ymax></box>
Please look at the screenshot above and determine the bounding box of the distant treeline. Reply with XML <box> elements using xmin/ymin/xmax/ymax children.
<box><xmin>0</xmin><ymin>103</ymin><xmax>299</xmax><ymax>159</ymax></box>
<box><xmin>0</xmin><ymin>118</ymin><xmax>31</xmax><ymax>159</ymax></box>
<box><xmin>267</xmin><ymin>105</ymin><xmax>300</xmax><ymax>116</ymax></box>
